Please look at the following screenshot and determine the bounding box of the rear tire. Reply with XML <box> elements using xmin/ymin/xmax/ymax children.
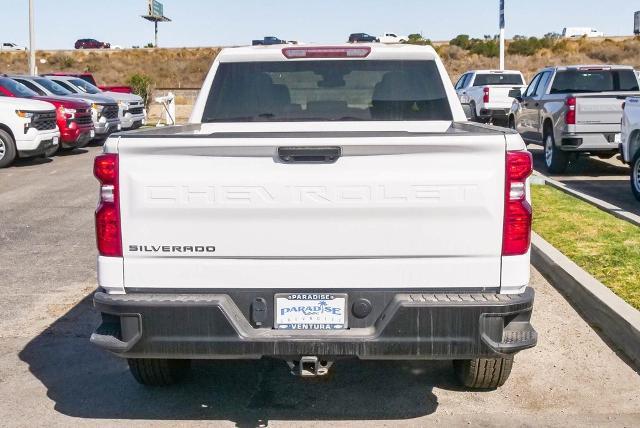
<box><xmin>470</xmin><ymin>102</ymin><xmax>479</xmax><ymax>122</ymax></box>
<box><xmin>127</xmin><ymin>358</ymin><xmax>191</xmax><ymax>386</ymax></box>
<box><xmin>454</xmin><ymin>356</ymin><xmax>514</xmax><ymax>389</ymax></box>
<box><xmin>544</xmin><ymin>130</ymin><xmax>568</xmax><ymax>174</ymax></box>
<box><xmin>0</xmin><ymin>129</ymin><xmax>17</xmax><ymax>168</ymax></box>
<box><xmin>44</xmin><ymin>145</ymin><xmax>59</xmax><ymax>157</ymax></box>
<box><xmin>631</xmin><ymin>150</ymin><xmax>640</xmax><ymax>202</ymax></box>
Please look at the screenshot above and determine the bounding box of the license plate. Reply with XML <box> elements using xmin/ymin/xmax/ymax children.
<box><xmin>614</xmin><ymin>133</ymin><xmax>621</xmax><ymax>143</ymax></box>
<box><xmin>275</xmin><ymin>293</ymin><xmax>347</xmax><ymax>330</ymax></box>
<box><xmin>53</xmin><ymin>136</ymin><xmax>59</xmax><ymax>145</ymax></box>
<box><xmin>90</xmin><ymin>130</ymin><xmax>96</xmax><ymax>138</ymax></box>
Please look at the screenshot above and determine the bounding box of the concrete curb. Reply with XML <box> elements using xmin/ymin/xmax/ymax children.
<box><xmin>533</xmin><ymin>171</ymin><xmax>640</xmax><ymax>227</ymax></box>
<box><xmin>531</xmin><ymin>233</ymin><xmax>640</xmax><ymax>367</ymax></box>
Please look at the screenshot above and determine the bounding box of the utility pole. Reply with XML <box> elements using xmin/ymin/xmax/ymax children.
<box><xmin>499</xmin><ymin>0</ymin><xmax>505</xmax><ymax>70</ymax></box>
<box><xmin>28</xmin><ymin>0</ymin><xmax>36</xmax><ymax>75</ymax></box>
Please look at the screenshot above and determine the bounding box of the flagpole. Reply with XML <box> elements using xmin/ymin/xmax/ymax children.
<box><xmin>29</xmin><ymin>0</ymin><xmax>36</xmax><ymax>75</ymax></box>
<box><xmin>499</xmin><ymin>0</ymin><xmax>505</xmax><ymax>70</ymax></box>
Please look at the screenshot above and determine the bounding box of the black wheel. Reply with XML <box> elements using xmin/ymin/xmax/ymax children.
<box><xmin>0</xmin><ymin>129</ymin><xmax>17</xmax><ymax>168</ymax></box>
<box><xmin>127</xmin><ymin>358</ymin><xmax>191</xmax><ymax>386</ymax></box>
<box><xmin>470</xmin><ymin>102</ymin><xmax>479</xmax><ymax>122</ymax></box>
<box><xmin>44</xmin><ymin>145</ymin><xmax>59</xmax><ymax>157</ymax></box>
<box><xmin>544</xmin><ymin>130</ymin><xmax>568</xmax><ymax>174</ymax></box>
<box><xmin>631</xmin><ymin>150</ymin><xmax>640</xmax><ymax>202</ymax></box>
<box><xmin>454</xmin><ymin>356</ymin><xmax>514</xmax><ymax>389</ymax></box>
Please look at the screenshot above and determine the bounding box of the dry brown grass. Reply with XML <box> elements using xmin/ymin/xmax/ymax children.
<box><xmin>2</xmin><ymin>38</ymin><xmax>640</xmax><ymax>89</ymax></box>
<box><xmin>0</xmin><ymin>47</ymin><xmax>220</xmax><ymax>88</ymax></box>
<box><xmin>442</xmin><ymin>37</ymin><xmax>640</xmax><ymax>82</ymax></box>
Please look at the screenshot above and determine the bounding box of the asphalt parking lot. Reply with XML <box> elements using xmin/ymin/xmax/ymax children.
<box><xmin>1</xmin><ymin>146</ymin><xmax>639</xmax><ymax>427</ymax></box>
<box><xmin>529</xmin><ymin>145</ymin><xmax>639</xmax><ymax>217</ymax></box>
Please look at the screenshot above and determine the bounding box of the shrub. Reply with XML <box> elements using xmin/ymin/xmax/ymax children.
<box><xmin>450</xmin><ymin>34</ymin><xmax>471</xmax><ymax>50</ymax></box>
<box><xmin>470</xmin><ymin>39</ymin><xmax>499</xmax><ymax>57</ymax></box>
<box><xmin>127</xmin><ymin>74</ymin><xmax>154</xmax><ymax>107</ymax></box>
<box><xmin>48</xmin><ymin>54</ymin><xmax>75</xmax><ymax>69</ymax></box>
<box><xmin>449</xmin><ymin>34</ymin><xmax>499</xmax><ymax>57</ymax></box>
<box><xmin>507</xmin><ymin>36</ymin><xmax>557</xmax><ymax>56</ymax></box>
<box><xmin>405</xmin><ymin>33</ymin><xmax>433</xmax><ymax>46</ymax></box>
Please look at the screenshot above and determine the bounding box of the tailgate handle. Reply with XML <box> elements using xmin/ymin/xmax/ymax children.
<box><xmin>278</xmin><ymin>146</ymin><xmax>341</xmax><ymax>163</ymax></box>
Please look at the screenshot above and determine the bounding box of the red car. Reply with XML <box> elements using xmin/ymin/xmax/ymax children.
<box><xmin>43</xmin><ymin>72</ymin><xmax>132</xmax><ymax>94</ymax></box>
<box><xmin>0</xmin><ymin>77</ymin><xmax>95</xmax><ymax>150</ymax></box>
<box><xmin>74</xmin><ymin>38</ymin><xmax>111</xmax><ymax>49</ymax></box>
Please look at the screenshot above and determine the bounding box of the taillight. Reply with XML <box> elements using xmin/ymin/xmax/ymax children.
<box><xmin>502</xmin><ymin>151</ymin><xmax>532</xmax><ymax>256</ymax></box>
<box><xmin>483</xmin><ymin>87</ymin><xmax>490</xmax><ymax>103</ymax></box>
<box><xmin>565</xmin><ymin>96</ymin><xmax>576</xmax><ymax>125</ymax></box>
<box><xmin>282</xmin><ymin>46</ymin><xmax>371</xmax><ymax>59</ymax></box>
<box><xmin>94</xmin><ymin>153</ymin><xmax>121</xmax><ymax>257</ymax></box>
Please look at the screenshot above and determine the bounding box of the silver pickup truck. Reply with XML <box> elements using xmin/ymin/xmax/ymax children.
<box><xmin>508</xmin><ymin>65</ymin><xmax>640</xmax><ymax>173</ymax></box>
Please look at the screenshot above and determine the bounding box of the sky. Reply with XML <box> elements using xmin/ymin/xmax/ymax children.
<box><xmin>1</xmin><ymin>0</ymin><xmax>638</xmax><ymax>49</ymax></box>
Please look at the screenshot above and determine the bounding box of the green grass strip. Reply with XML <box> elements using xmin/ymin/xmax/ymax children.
<box><xmin>532</xmin><ymin>185</ymin><xmax>640</xmax><ymax>310</ymax></box>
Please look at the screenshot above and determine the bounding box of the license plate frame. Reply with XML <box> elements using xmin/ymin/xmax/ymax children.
<box><xmin>274</xmin><ymin>293</ymin><xmax>348</xmax><ymax>330</ymax></box>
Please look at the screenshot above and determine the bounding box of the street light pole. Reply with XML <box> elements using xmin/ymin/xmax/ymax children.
<box><xmin>28</xmin><ymin>0</ymin><xmax>36</xmax><ymax>75</ymax></box>
<box><xmin>499</xmin><ymin>0</ymin><xmax>505</xmax><ymax>70</ymax></box>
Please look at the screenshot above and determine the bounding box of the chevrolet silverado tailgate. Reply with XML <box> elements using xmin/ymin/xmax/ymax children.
<box><xmin>117</xmin><ymin>130</ymin><xmax>506</xmax><ymax>290</ymax></box>
<box><xmin>574</xmin><ymin>94</ymin><xmax>628</xmax><ymax>133</ymax></box>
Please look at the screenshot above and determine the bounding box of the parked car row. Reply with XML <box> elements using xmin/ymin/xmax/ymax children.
<box><xmin>0</xmin><ymin>73</ymin><xmax>145</xmax><ymax>168</ymax></box>
<box><xmin>348</xmin><ymin>33</ymin><xmax>409</xmax><ymax>43</ymax></box>
<box><xmin>456</xmin><ymin>64</ymin><xmax>640</xmax><ymax>201</ymax></box>
<box><xmin>250</xmin><ymin>33</ymin><xmax>410</xmax><ymax>45</ymax></box>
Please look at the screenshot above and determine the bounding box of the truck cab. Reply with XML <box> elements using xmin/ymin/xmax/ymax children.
<box><xmin>252</xmin><ymin>36</ymin><xmax>287</xmax><ymax>46</ymax></box>
<box><xmin>509</xmin><ymin>65</ymin><xmax>640</xmax><ymax>173</ymax></box>
<box><xmin>44</xmin><ymin>72</ymin><xmax>133</xmax><ymax>94</ymax></box>
<box><xmin>454</xmin><ymin>70</ymin><xmax>526</xmax><ymax>123</ymax></box>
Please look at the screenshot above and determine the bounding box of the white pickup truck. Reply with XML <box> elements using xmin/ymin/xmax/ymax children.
<box><xmin>0</xmin><ymin>97</ymin><xmax>60</xmax><ymax>168</ymax></box>
<box><xmin>454</xmin><ymin>70</ymin><xmax>527</xmax><ymax>123</ymax></box>
<box><xmin>621</xmin><ymin>97</ymin><xmax>640</xmax><ymax>200</ymax></box>
<box><xmin>90</xmin><ymin>44</ymin><xmax>537</xmax><ymax>389</ymax></box>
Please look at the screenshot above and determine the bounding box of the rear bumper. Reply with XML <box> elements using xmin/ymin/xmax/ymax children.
<box><xmin>558</xmin><ymin>132</ymin><xmax>620</xmax><ymax>153</ymax></box>
<box><xmin>479</xmin><ymin>107</ymin><xmax>511</xmax><ymax>118</ymax></box>
<box><xmin>91</xmin><ymin>288</ymin><xmax>537</xmax><ymax>360</ymax></box>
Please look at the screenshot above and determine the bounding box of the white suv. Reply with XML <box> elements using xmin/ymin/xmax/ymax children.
<box><xmin>0</xmin><ymin>97</ymin><xmax>60</xmax><ymax>168</ymax></box>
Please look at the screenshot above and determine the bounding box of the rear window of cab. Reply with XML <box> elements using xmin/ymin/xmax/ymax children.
<box><xmin>202</xmin><ymin>60</ymin><xmax>453</xmax><ymax>122</ymax></box>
